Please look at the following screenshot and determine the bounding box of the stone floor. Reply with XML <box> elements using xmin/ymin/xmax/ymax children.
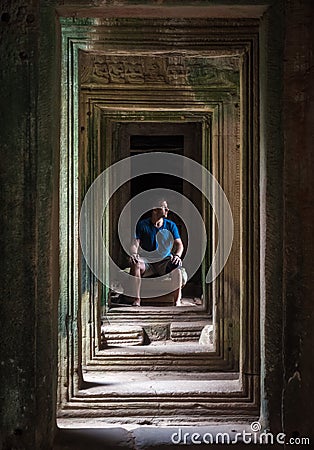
<box><xmin>57</xmin><ymin>296</ymin><xmax>224</xmax><ymax>445</ymax></box>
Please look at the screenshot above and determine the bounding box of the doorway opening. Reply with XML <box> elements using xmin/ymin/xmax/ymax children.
<box><xmin>108</xmin><ymin>133</ymin><xmax>203</xmax><ymax>310</ymax></box>
<box><xmin>102</xmin><ymin>122</ymin><xmax>209</xmax><ymax>352</ymax></box>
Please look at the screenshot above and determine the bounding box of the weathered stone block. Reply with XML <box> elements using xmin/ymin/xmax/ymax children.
<box><xmin>199</xmin><ymin>324</ymin><xmax>214</xmax><ymax>346</ymax></box>
<box><xmin>101</xmin><ymin>325</ymin><xmax>144</xmax><ymax>347</ymax></box>
<box><xmin>144</xmin><ymin>324</ymin><xmax>169</xmax><ymax>341</ymax></box>
<box><xmin>170</xmin><ymin>321</ymin><xmax>211</xmax><ymax>342</ymax></box>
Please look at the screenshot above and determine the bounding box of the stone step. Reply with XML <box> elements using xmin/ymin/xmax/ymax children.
<box><xmin>170</xmin><ymin>321</ymin><xmax>212</xmax><ymax>342</ymax></box>
<box><xmin>101</xmin><ymin>324</ymin><xmax>144</xmax><ymax>347</ymax></box>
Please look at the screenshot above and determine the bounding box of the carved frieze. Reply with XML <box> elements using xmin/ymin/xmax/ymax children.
<box><xmin>80</xmin><ymin>52</ymin><xmax>239</xmax><ymax>88</ymax></box>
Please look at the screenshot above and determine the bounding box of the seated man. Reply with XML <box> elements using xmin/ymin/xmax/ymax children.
<box><xmin>129</xmin><ymin>199</ymin><xmax>184</xmax><ymax>306</ymax></box>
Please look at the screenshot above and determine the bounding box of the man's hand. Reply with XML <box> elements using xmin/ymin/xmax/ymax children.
<box><xmin>130</xmin><ymin>253</ymin><xmax>140</xmax><ymax>265</ymax></box>
<box><xmin>171</xmin><ymin>254</ymin><xmax>182</xmax><ymax>266</ymax></box>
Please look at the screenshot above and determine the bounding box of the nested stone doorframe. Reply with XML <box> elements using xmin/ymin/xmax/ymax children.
<box><xmin>58</xmin><ymin>12</ymin><xmax>263</xmax><ymax>423</ymax></box>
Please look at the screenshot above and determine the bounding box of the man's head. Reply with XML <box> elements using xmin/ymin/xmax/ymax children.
<box><xmin>152</xmin><ymin>199</ymin><xmax>169</xmax><ymax>220</ymax></box>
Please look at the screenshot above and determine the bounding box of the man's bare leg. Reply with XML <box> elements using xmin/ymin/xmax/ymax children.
<box><xmin>171</xmin><ymin>268</ymin><xmax>183</xmax><ymax>306</ymax></box>
<box><xmin>129</xmin><ymin>259</ymin><xmax>146</xmax><ymax>306</ymax></box>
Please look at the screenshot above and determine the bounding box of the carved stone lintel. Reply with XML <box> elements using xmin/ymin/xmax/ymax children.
<box><xmin>80</xmin><ymin>52</ymin><xmax>240</xmax><ymax>88</ymax></box>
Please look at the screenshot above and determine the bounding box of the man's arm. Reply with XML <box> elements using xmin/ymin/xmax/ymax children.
<box><xmin>171</xmin><ymin>238</ymin><xmax>184</xmax><ymax>265</ymax></box>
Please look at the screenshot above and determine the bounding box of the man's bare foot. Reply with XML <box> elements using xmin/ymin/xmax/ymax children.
<box><xmin>132</xmin><ymin>299</ymin><xmax>141</xmax><ymax>307</ymax></box>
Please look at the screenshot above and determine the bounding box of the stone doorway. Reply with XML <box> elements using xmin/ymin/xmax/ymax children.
<box><xmin>58</xmin><ymin>14</ymin><xmax>260</xmax><ymax>425</ymax></box>
<box><xmin>77</xmin><ymin>45</ymin><xmax>242</xmax><ymax>372</ymax></box>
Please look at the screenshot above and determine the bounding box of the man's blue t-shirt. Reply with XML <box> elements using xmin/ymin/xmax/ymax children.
<box><xmin>135</xmin><ymin>218</ymin><xmax>180</xmax><ymax>260</ymax></box>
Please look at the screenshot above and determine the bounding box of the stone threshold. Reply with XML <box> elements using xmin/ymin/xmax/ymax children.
<box><xmin>97</xmin><ymin>341</ymin><xmax>214</xmax><ymax>355</ymax></box>
<box><xmin>78</xmin><ymin>370</ymin><xmax>241</xmax><ymax>397</ymax></box>
<box><xmin>54</xmin><ymin>422</ymin><xmax>261</xmax><ymax>449</ymax></box>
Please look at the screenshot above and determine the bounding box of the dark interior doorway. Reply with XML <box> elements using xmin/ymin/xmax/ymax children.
<box><xmin>130</xmin><ymin>134</ymin><xmax>184</xmax><ymax>233</ymax></box>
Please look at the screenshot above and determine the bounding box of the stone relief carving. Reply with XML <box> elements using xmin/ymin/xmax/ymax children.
<box><xmin>145</xmin><ymin>324</ymin><xmax>169</xmax><ymax>341</ymax></box>
<box><xmin>80</xmin><ymin>52</ymin><xmax>239</xmax><ymax>88</ymax></box>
